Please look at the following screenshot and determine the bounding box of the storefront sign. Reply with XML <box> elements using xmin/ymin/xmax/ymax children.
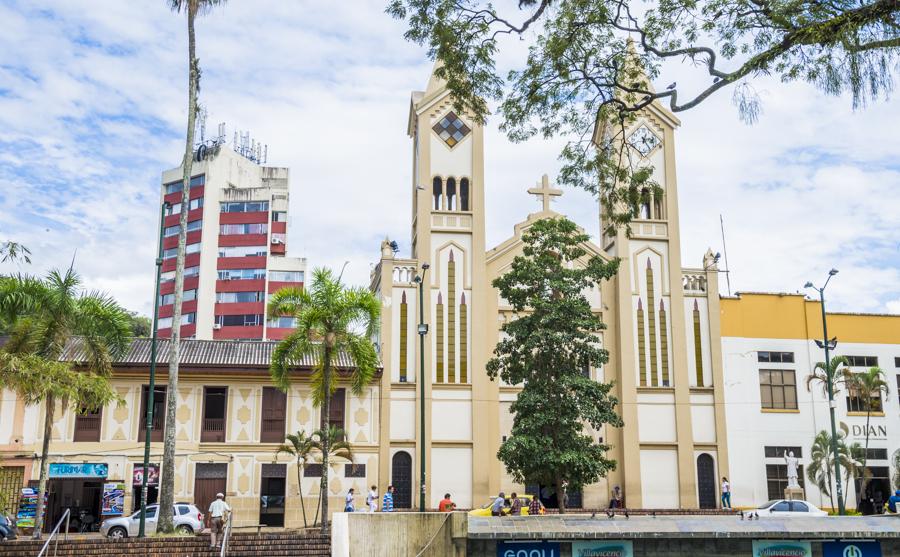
<box><xmin>572</xmin><ymin>540</ymin><xmax>634</xmax><ymax>557</ymax></box>
<box><xmin>823</xmin><ymin>541</ymin><xmax>882</xmax><ymax>557</ymax></box>
<box><xmin>497</xmin><ymin>541</ymin><xmax>561</xmax><ymax>557</ymax></box>
<box><xmin>15</xmin><ymin>487</ymin><xmax>42</xmax><ymax>529</ymax></box>
<box><xmin>133</xmin><ymin>464</ymin><xmax>159</xmax><ymax>486</ymax></box>
<box><xmin>753</xmin><ymin>541</ymin><xmax>812</xmax><ymax>557</ymax></box>
<box><xmin>49</xmin><ymin>463</ymin><xmax>108</xmax><ymax>478</ymax></box>
<box><xmin>101</xmin><ymin>483</ymin><xmax>126</xmax><ymax>516</ymax></box>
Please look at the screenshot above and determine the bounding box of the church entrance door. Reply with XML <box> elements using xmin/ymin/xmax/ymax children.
<box><xmin>696</xmin><ymin>453</ymin><xmax>717</xmax><ymax>509</ymax></box>
<box><xmin>391</xmin><ymin>452</ymin><xmax>412</xmax><ymax>509</ymax></box>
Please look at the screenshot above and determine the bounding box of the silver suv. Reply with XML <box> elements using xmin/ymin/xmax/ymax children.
<box><xmin>99</xmin><ymin>503</ymin><xmax>204</xmax><ymax>538</ymax></box>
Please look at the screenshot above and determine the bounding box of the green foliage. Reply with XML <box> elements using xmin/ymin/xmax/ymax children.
<box><xmin>127</xmin><ymin>311</ymin><xmax>153</xmax><ymax>337</ymax></box>
<box><xmin>843</xmin><ymin>366</ymin><xmax>889</xmax><ymax>506</ymax></box>
<box><xmin>486</xmin><ymin>217</ymin><xmax>622</xmax><ymax>507</ymax></box>
<box><xmin>0</xmin><ymin>241</ymin><xmax>31</xmax><ymax>265</ymax></box>
<box><xmin>389</xmin><ymin>0</ymin><xmax>899</xmax><ymax>228</ymax></box>
<box><xmin>276</xmin><ymin>430</ymin><xmax>317</xmax><ymax>528</ymax></box>
<box><xmin>807</xmin><ymin>426</ymin><xmax>861</xmax><ymax>509</ymax></box>
<box><xmin>805</xmin><ymin>355</ymin><xmax>849</xmax><ymax>396</ymax></box>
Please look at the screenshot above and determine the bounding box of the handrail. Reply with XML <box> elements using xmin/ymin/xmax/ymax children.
<box><xmin>36</xmin><ymin>508</ymin><xmax>70</xmax><ymax>557</ymax></box>
<box><xmin>219</xmin><ymin>512</ymin><xmax>233</xmax><ymax>557</ymax></box>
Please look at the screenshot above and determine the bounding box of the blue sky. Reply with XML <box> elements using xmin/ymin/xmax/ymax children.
<box><xmin>1</xmin><ymin>0</ymin><xmax>898</xmax><ymax>316</ymax></box>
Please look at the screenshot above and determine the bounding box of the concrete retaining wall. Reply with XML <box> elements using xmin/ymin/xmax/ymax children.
<box><xmin>332</xmin><ymin>512</ymin><xmax>467</xmax><ymax>557</ymax></box>
<box><xmin>469</xmin><ymin>539</ymin><xmax>900</xmax><ymax>556</ymax></box>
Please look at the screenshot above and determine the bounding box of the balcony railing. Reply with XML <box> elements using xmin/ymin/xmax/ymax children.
<box><xmin>201</xmin><ymin>418</ymin><xmax>226</xmax><ymax>442</ymax></box>
<box><xmin>73</xmin><ymin>415</ymin><xmax>101</xmax><ymax>442</ymax></box>
<box><xmin>260</xmin><ymin>418</ymin><xmax>285</xmax><ymax>443</ymax></box>
<box><xmin>139</xmin><ymin>412</ymin><xmax>164</xmax><ymax>442</ymax></box>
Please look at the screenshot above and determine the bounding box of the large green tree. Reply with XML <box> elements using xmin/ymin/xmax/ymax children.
<box><xmin>486</xmin><ymin>217</ymin><xmax>622</xmax><ymax>513</ymax></box>
<box><xmin>389</xmin><ymin>0</ymin><xmax>900</xmax><ymax>227</ymax></box>
<box><xmin>0</xmin><ymin>268</ymin><xmax>129</xmax><ymax>537</ymax></box>
<box><xmin>843</xmin><ymin>366</ymin><xmax>889</xmax><ymax>509</ymax></box>
<box><xmin>268</xmin><ymin>268</ymin><xmax>379</xmax><ymax>532</ymax></box>
<box><xmin>158</xmin><ymin>0</ymin><xmax>228</xmax><ymax>534</ymax></box>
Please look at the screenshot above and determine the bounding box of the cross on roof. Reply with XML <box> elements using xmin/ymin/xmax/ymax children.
<box><xmin>527</xmin><ymin>174</ymin><xmax>563</xmax><ymax>212</ymax></box>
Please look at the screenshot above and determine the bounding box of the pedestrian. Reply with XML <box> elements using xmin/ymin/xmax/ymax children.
<box><xmin>721</xmin><ymin>477</ymin><xmax>731</xmax><ymax>509</ymax></box>
<box><xmin>528</xmin><ymin>495</ymin><xmax>544</xmax><ymax>516</ymax></box>
<box><xmin>381</xmin><ymin>485</ymin><xmax>395</xmax><ymax>512</ymax></box>
<box><xmin>873</xmin><ymin>490</ymin><xmax>884</xmax><ymax>514</ymax></box>
<box><xmin>509</xmin><ymin>492</ymin><xmax>522</xmax><ymax>516</ymax></box>
<box><xmin>438</xmin><ymin>493</ymin><xmax>456</xmax><ymax>512</ymax></box>
<box><xmin>609</xmin><ymin>486</ymin><xmax>622</xmax><ymax>509</ymax></box>
<box><xmin>491</xmin><ymin>492</ymin><xmax>506</xmax><ymax>516</ymax></box>
<box><xmin>887</xmin><ymin>489</ymin><xmax>900</xmax><ymax>513</ymax></box>
<box><xmin>208</xmin><ymin>493</ymin><xmax>231</xmax><ymax>549</ymax></box>
<box><xmin>345</xmin><ymin>488</ymin><xmax>355</xmax><ymax>512</ymax></box>
<box><xmin>366</xmin><ymin>485</ymin><xmax>378</xmax><ymax>512</ymax></box>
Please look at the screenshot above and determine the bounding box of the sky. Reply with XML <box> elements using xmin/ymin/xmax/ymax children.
<box><xmin>0</xmin><ymin>0</ymin><xmax>898</xmax><ymax>317</ymax></box>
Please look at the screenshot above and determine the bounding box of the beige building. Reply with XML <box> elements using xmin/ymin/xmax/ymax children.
<box><xmin>370</xmin><ymin>65</ymin><xmax>728</xmax><ymax>511</ymax></box>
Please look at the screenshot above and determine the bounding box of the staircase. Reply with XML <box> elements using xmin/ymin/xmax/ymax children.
<box><xmin>0</xmin><ymin>531</ymin><xmax>330</xmax><ymax>557</ymax></box>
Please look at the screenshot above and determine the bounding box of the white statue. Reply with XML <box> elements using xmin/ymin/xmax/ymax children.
<box><xmin>784</xmin><ymin>451</ymin><xmax>800</xmax><ymax>489</ymax></box>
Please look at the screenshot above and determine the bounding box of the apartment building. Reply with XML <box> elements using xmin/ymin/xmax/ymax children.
<box><xmin>158</xmin><ymin>146</ymin><xmax>306</xmax><ymax>341</ymax></box>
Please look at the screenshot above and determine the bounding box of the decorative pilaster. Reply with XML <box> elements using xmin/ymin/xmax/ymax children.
<box><xmin>659</xmin><ymin>299</ymin><xmax>669</xmax><ymax>387</ymax></box>
<box><xmin>646</xmin><ymin>260</ymin><xmax>658</xmax><ymax>386</ymax></box>
<box><xmin>448</xmin><ymin>251</ymin><xmax>457</xmax><ymax>383</ymax></box>
<box><xmin>460</xmin><ymin>292</ymin><xmax>468</xmax><ymax>384</ymax></box>
<box><xmin>693</xmin><ymin>300</ymin><xmax>704</xmax><ymax>387</ymax></box>
<box><xmin>637</xmin><ymin>298</ymin><xmax>647</xmax><ymax>387</ymax></box>
<box><xmin>399</xmin><ymin>292</ymin><xmax>408</xmax><ymax>382</ymax></box>
<box><xmin>436</xmin><ymin>292</ymin><xmax>444</xmax><ymax>383</ymax></box>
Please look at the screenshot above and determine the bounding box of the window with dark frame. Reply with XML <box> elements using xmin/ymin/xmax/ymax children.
<box><xmin>328</xmin><ymin>388</ymin><xmax>346</xmax><ymax>432</ymax></box>
<box><xmin>846</xmin><ymin>377</ymin><xmax>884</xmax><ymax>413</ymax></box>
<box><xmin>344</xmin><ymin>464</ymin><xmax>366</xmax><ymax>478</ymax></box>
<box><xmin>201</xmin><ymin>387</ymin><xmax>228</xmax><ymax>442</ymax></box>
<box><xmin>759</xmin><ymin>369</ymin><xmax>798</xmax><ymax>410</ymax></box>
<box><xmin>764</xmin><ymin>446</ymin><xmax>803</xmax><ymax>458</ymax></box>
<box><xmin>895</xmin><ymin>357</ymin><xmax>900</xmax><ymax>368</ymax></box>
<box><xmin>851</xmin><ymin>447</ymin><xmax>888</xmax><ymax>461</ymax></box>
<box><xmin>73</xmin><ymin>407</ymin><xmax>102</xmax><ymax>442</ymax></box>
<box><xmin>766</xmin><ymin>464</ymin><xmax>804</xmax><ymax>500</ymax></box>
<box><xmin>845</xmin><ymin>355</ymin><xmax>878</xmax><ymax>367</ymax></box>
<box><xmin>260</xmin><ymin>387</ymin><xmax>287</xmax><ymax>443</ymax></box>
<box><xmin>757</xmin><ymin>351</ymin><xmax>795</xmax><ymax>363</ymax></box>
<box><xmin>304</xmin><ymin>464</ymin><xmax>323</xmax><ymax>477</ymax></box>
<box><xmin>139</xmin><ymin>385</ymin><xmax>167</xmax><ymax>442</ymax></box>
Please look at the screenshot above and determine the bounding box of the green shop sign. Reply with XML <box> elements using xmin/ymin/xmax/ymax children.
<box><xmin>572</xmin><ymin>541</ymin><xmax>634</xmax><ymax>557</ymax></box>
<box><xmin>753</xmin><ymin>541</ymin><xmax>812</xmax><ymax>557</ymax></box>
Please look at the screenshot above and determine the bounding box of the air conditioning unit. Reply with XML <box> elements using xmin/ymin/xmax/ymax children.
<box><xmin>271</xmin><ymin>238</ymin><xmax>284</xmax><ymax>245</ymax></box>
<box><xmin>212</xmin><ymin>324</ymin><xmax>222</xmax><ymax>330</ymax></box>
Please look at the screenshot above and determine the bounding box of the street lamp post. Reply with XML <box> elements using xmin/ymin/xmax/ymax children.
<box><xmin>139</xmin><ymin>201</ymin><xmax>170</xmax><ymax>537</ymax></box>
<box><xmin>413</xmin><ymin>263</ymin><xmax>430</xmax><ymax>511</ymax></box>
<box><xmin>805</xmin><ymin>268</ymin><xmax>844</xmax><ymax>515</ymax></box>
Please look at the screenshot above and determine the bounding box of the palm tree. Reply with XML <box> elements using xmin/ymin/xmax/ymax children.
<box><xmin>158</xmin><ymin>0</ymin><xmax>227</xmax><ymax>534</ymax></box>
<box><xmin>268</xmin><ymin>267</ymin><xmax>379</xmax><ymax>533</ymax></box>
<box><xmin>807</xmin><ymin>427</ymin><xmax>861</xmax><ymax>512</ymax></box>
<box><xmin>805</xmin><ymin>355</ymin><xmax>849</xmax><ymax>396</ymax></box>
<box><xmin>0</xmin><ymin>241</ymin><xmax>31</xmax><ymax>265</ymax></box>
<box><xmin>309</xmin><ymin>426</ymin><xmax>355</xmax><ymax>527</ymax></box>
<box><xmin>276</xmin><ymin>431</ymin><xmax>316</xmax><ymax>528</ymax></box>
<box><xmin>0</xmin><ymin>268</ymin><xmax>130</xmax><ymax>537</ymax></box>
<box><xmin>843</xmin><ymin>366</ymin><xmax>889</xmax><ymax>509</ymax></box>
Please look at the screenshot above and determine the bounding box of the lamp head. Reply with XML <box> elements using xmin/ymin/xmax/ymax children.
<box><xmin>803</xmin><ymin>281</ymin><xmax>814</xmax><ymax>289</ymax></box>
<box><xmin>828</xmin><ymin>268</ymin><xmax>838</xmax><ymax>276</ymax></box>
<box><xmin>422</xmin><ymin>263</ymin><xmax>430</xmax><ymax>271</ymax></box>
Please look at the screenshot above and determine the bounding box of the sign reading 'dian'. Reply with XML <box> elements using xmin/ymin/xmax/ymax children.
<box><xmin>572</xmin><ymin>540</ymin><xmax>634</xmax><ymax>557</ymax></box>
<box><xmin>753</xmin><ymin>541</ymin><xmax>812</xmax><ymax>557</ymax></box>
<box><xmin>497</xmin><ymin>541</ymin><xmax>561</xmax><ymax>557</ymax></box>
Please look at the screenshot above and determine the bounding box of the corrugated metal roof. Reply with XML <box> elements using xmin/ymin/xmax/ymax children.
<box><xmin>58</xmin><ymin>337</ymin><xmax>369</xmax><ymax>369</ymax></box>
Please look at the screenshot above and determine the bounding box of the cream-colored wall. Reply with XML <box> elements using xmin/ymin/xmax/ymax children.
<box><xmin>429</xmin><ymin>132</ymin><xmax>473</xmax><ymax>180</ymax></box>
<box><xmin>390</xmin><ymin>391</ymin><xmax>416</xmax><ymax>441</ymax></box>
<box><xmin>684</xmin><ymin>296</ymin><xmax>713</xmax><ymax>387</ymax></box>
<box><xmin>431</xmin><ymin>447</ymin><xmax>473</xmax><ymax>508</ymax></box>
<box><xmin>637</xmin><ymin>400</ymin><xmax>677</xmax><ymax>444</ymax></box>
<box><xmin>640</xmin><ymin>449</ymin><xmax>680</xmax><ymax>508</ymax></box>
<box><xmin>431</xmin><ymin>389</ymin><xmax>472</xmax><ymax>441</ymax></box>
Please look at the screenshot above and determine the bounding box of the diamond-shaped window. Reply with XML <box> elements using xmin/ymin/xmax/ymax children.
<box><xmin>432</xmin><ymin>111</ymin><xmax>471</xmax><ymax>148</ymax></box>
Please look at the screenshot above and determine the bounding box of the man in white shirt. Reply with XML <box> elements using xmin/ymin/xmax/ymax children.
<box><xmin>208</xmin><ymin>493</ymin><xmax>231</xmax><ymax>548</ymax></box>
<box><xmin>366</xmin><ymin>485</ymin><xmax>378</xmax><ymax>512</ymax></box>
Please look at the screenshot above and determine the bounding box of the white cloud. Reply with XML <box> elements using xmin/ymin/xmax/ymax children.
<box><xmin>0</xmin><ymin>1</ymin><xmax>897</xmax><ymax>318</ymax></box>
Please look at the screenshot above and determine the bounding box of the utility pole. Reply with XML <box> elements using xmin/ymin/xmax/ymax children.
<box><xmin>140</xmin><ymin>201</ymin><xmax>169</xmax><ymax>537</ymax></box>
<box><xmin>805</xmin><ymin>269</ymin><xmax>843</xmax><ymax>515</ymax></box>
<box><xmin>414</xmin><ymin>263</ymin><xmax>430</xmax><ymax>511</ymax></box>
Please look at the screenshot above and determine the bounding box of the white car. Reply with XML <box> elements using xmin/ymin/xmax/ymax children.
<box><xmin>754</xmin><ymin>499</ymin><xmax>828</xmax><ymax>517</ymax></box>
<box><xmin>99</xmin><ymin>503</ymin><xmax>204</xmax><ymax>538</ymax></box>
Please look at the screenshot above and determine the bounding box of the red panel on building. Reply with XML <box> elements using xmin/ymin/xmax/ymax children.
<box><xmin>157</xmin><ymin>323</ymin><xmax>197</xmax><ymax>339</ymax></box>
<box><xmin>157</xmin><ymin>299</ymin><xmax>197</xmax><ymax>319</ymax></box>
<box><xmin>163</xmin><ymin>230</ymin><xmax>202</xmax><ymax>250</ymax></box>
<box><xmin>163</xmin><ymin>208</ymin><xmax>204</xmax><ymax>228</ymax></box>
<box><xmin>162</xmin><ymin>252</ymin><xmax>201</xmax><ymax>273</ymax></box>
<box><xmin>218</xmin><ymin>234</ymin><xmax>269</xmax><ymax>247</ymax></box>
<box><xmin>219</xmin><ymin>211</ymin><xmax>268</xmax><ymax>225</ymax></box>
<box><xmin>216</xmin><ymin>279</ymin><xmax>266</xmax><ymax>292</ymax></box>
<box><xmin>271</xmin><ymin>221</ymin><xmax>287</xmax><ymax>234</ymax></box>
<box><xmin>268</xmin><ymin>281</ymin><xmax>303</xmax><ymax>294</ymax></box>
<box><xmin>266</xmin><ymin>327</ymin><xmax>294</xmax><ymax>341</ymax></box>
<box><xmin>159</xmin><ymin>275</ymin><xmax>199</xmax><ymax>296</ymax></box>
<box><xmin>163</xmin><ymin>185</ymin><xmax>204</xmax><ymax>205</ymax></box>
<box><xmin>270</xmin><ymin>243</ymin><xmax>286</xmax><ymax>255</ymax></box>
<box><xmin>213</xmin><ymin>325</ymin><xmax>264</xmax><ymax>340</ymax></box>
<box><xmin>216</xmin><ymin>256</ymin><xmax>267</xmax><ymax>270</ymax></box>
<box><xmin>214</xmin><ymin>302</ymin><xmax>265</xmax><ymax>316</ymax></box>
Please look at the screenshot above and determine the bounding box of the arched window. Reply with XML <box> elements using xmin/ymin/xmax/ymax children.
<box><xmin>433</xmin><ymin>177</ymin><xmax>443</xmax><ymax>211</ymax></box>
<box><xmin>653</xmin><ymin>193</ymin><xmax>664</xmax><ymax>219</ymax></box>
<box><xmin>446</xmin><ymin>177</ymin><xmax>456</xmax><ymax>211</ymax></box>
<box><xmin>460</xmin><ymin>178</ymin><xmax>470</xmax><ymax>211</ymax></box>
<box><xmin>639</xmin><ymin>188</ymin><xmax>651</xmax><ymax>220</ymax></box>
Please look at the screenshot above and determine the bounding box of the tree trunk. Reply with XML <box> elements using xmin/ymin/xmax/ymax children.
<box><xmin>320</xmin><ymin>346</ymin><xmax>331</xmax><ymax>533</ymax></box>
<box><xmin>312</xmin><ymin>487</ymin><xmax>322</xmax><ymax>527</ymax></box>
<box><xmin>298</xmin><ymin>460</ymin><xmax>308</xmax><ymax>528</ymax></box>
<box><xmin>556</xmin><ymin>478</ymin><xmax>566</xmax><ymax>515</ymax></box>
<box><xmin>32</xmin><ymin>395</ymin><xmax>55</xmax><ymax>539</ymax></box>
<box><xmin>158</xmin><ymin>4</ymin><xmax>198</xmax><ymax>534</ymax></box>
<box><xmin>859</xmin><ymin>408</ymin><xmax>871</xmax><ymax>511</ymax></box>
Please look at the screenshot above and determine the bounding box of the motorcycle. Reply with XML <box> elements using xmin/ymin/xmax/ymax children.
<box><xmin>77</xmin><ymin>509</ymin><xmax>98</xmax><ymax>533</ymax></box>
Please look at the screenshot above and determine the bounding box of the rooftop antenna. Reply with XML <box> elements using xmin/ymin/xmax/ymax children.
<box><xmin>719</xmin><ymin>214</ymin><xmax>732</xmax><ymax>296</ymax></box>
<box><xmin>196</xmin><ymin>106</ymin><xmax>208</xmax><ymax>144</ymax></box>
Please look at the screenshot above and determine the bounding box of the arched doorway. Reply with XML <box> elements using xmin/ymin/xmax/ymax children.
<box><xmin>696</xmin><ymin>453</ymin><xmax>717</xmax><ymax>509</ymax></box>
<box><xmin>391</xmin><ymin>452</ymin><xmax>412</xmax><ymax>509</ymax></box>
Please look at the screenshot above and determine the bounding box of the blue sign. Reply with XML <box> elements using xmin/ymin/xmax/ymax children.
<box><xmin>497</xmin><ymin>541</ymin><xmax>561</xmax><ymax>557</ymax></box>
<box><xmin>49</xmin><ymin>463</ymin><xmax>108</xmax><ymax>478</ymax></box>
<box><xmin>824</xmin><ymin>541</ymin><xmax>881</xmax><ymax>557</ymax></box>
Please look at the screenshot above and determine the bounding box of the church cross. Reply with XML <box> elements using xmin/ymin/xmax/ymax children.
<box><xmin>527</xmin><ymin>174</ymin><xmax>563</xmax><ymax>212</ymax></box>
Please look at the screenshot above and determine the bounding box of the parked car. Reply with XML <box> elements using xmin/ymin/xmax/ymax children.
<box><xmin>99</xmin><ymin>503</ymin><xmax>203</xmax><ymax>538</ymax></box>
<box><xmin>469</xmin><ymin>494</ymin><xmax>540</xmax><ymax>517</ymax></box>
<box><xmin>754</xmin><ymin>499</ymin><xmax>828</xmax><ymax>517</ymax></box>
<box><xmin>0</xmin><ymin>513</ymin><xmax>17</xmax><ymax>541</ymax></box>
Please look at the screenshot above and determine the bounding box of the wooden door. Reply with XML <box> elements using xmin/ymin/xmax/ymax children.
<box><xmin>696</xmin><ymin>453</ymin><xmax>717</xmax><ymax>509</ymax></box>
<box><xmin>260</xmin><ymin>387</ymin><xmax>287</xmax><ymax>443</ymax></box>
<box><xmin>194</xmin><ymin>463</ymin><xmax>228</xmax><ymax>517</ymax></box>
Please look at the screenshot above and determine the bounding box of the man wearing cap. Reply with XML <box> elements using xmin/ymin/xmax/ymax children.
<box><xmin>208</xmin><ymin>493</ymin><xmax>231</xmax><ymax>548</ymax></box>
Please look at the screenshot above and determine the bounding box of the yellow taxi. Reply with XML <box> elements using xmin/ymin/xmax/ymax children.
<box><xmin>468</xmin><ymin>494</ymin><xmax>544</xmax><ymax>516</ymax></box>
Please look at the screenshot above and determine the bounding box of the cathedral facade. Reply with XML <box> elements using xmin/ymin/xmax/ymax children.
<box><xmin>370</xmin><ymin>65</ymin><xmax>728</xmax><ymax>510</ymax></box>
